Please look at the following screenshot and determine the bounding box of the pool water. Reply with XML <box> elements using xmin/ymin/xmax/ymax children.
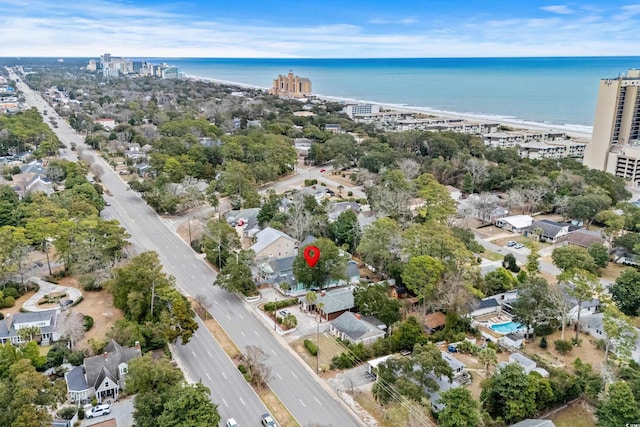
<box><xmin>489</xmin><ymin>321</ymin><xmax>524</xmax><ymax>334</ymax></box>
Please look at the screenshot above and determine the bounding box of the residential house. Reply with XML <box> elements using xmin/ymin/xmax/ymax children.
<box><xmin>329</xmin><ymin>312</ymin><xmax>385</xmax><ymax>345</ymax></box>
<box><xmin>526</xmin><ymin>219</ymin><xmax>570</xmax><ymax>243</ymax></box>
<box><xmin>94</xmin><ymin>118</ymin><xmax>116</xmax><ymax>130</ymax></box>
<box><xmin>302</xmin><ymin>287</ymin><xmax>355</xmax><ymax>321</ymax></box>
<box><xmin>225</xmin><ymin>208</ymin><xmax>261</xmax><ymax>237</ymax></box>
<box><xmin>475</xmin><ymin>205</ymin><xmax>509</xmax><ymax>223</ymax></box>
<box><xmin>0</xmin><ymin>310</ymin><xmax>61</xmax><ymax>346</ymax></box>
<box><xmin>495</xmin><ymin>215</ymin><xmax>534</xmax><ymax>233</ymax></box>
<box><xmin>446</xmin><ymin>185</ymin><xmax>462</xmax><ymax>202</ymax></box>
<box><xmin>250</xmin><ymin>227</ymin><xmax>297</xmax><ymax>261</ymax></box>
<box><xmin>65</xmin><ymin>340</ymin><xmax>142</xmax><ymax>403</ymax></box>
<box><xmin>567</xmin><ymin>229</ymin><xmax>606</xmax><ymax>249</ymax></box>
<box><xmin>470</xmin><ymin>297</ymin><xmax>501</xmax><ymax>318</ymax></box>
<box><xmin>390</xmin><ymin>285</ymin><xmax>409</xmax><ymax>299</ymax></box>
<box><xmin>508</xmin><ymin>353</ymin><xmax>536</xmax><ymax>373</ymax></box>
<box><xmin>327</xmin><ymin>201</ymin><xmax>361</xmax><ymax>222</ymax></box>
<box><xmin>12</xmin><ymin>173</ymin><xmax>54</xmax><ymax>198</ymax></box>
<box><xmin>325</xmin><ymin>124</ymin><xmax>343</xmax><ymax>134</ymax></box>
<box><xmin>500</xmin><ymin>333</ymin><xmax>525</xmax><ymax>350</ymax></box>
<box><xmin>580</xmin><ymin>313</ymin><xmax>640</xmax><ymax>363</ymax></box>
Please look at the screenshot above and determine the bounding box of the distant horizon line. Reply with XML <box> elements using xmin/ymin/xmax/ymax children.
<box><xmin>3</xmin><ymin>55</ymin><xmax>640</xmax><ymax>60</ymax></box>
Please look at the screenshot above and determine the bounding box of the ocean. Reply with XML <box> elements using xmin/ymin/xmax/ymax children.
<box><xmin>159</xmin><ymin>57</ymin><xmax>640</xmax><ymax>132</ymax></box>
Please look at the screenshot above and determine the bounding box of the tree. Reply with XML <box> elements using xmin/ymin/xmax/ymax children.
<box><xmin>401</xmin><ymin>255</ymin><xmax>444</xmax><ymax>314</ymax></box>
<box><xmin>482</xmin><ymin>267</ymin><xmax>517</xmax><ymax>296</ymax></box>
<box><xmin>353</xmin><ymin>283</ymin><xmax>401</xmax><ymax>328</ymax></box>
<box><xmin>201</xmin><ymin>218</ymin><xmax>241</xmax><ymax>268</ymax></box>
<box><xmin>552</xmin><ymin>245</ymin><xmax>598</xmax><ymax>274</ymax></box>
<box><xmin>525</xmin><ymin>242</ymin><xmax>541</xmax><ymax>275</ymax></box>
<box><xmin>511</xmin><ymin>275</ymin><xmax>551</xmax><ymax>339</ymax></box>
<box><xmin>502</xmin><ymin>253</ymin><xmax>520</xmax><ymax>272</ymax></box>
<box><xmin>58</xmin><ymin>311</ymin><xmax>85</xmax><ymax>350</ymax></box>
<box><xmin>547</xmin><ymin>284</ymin><xmax>573</xmax><ymax>340</ymax></box>
<box><xmin>588</xmin><ymin>243</ymin><xmax>609</xmax><ymax>268</ymax></box>
<box><xmin>568</xmin><ymin>192</ymin><xmax>611</xmax><ymax>228</ymax></box>
<box><xmin>437</xmin><ymin>387</ymin><xmax>481</xmax><ymax>427</ymax></box>
<box><xmin>595</xmin><ymin>381</ymin><xmax>640</xmax><ymax>427</ymax></box>
<box><xmin>327</xmin><ymin>208</ymin><xmax>360</xmax><ymax>253</ymax></box>
<box><xmin>390</xmin><ymin>316</ymin><xmax>427</xmax><ymax>352</ymax></box>
<box><xmin>213</xmin><ymin>256</ymin><xmax>256</xmax><ymax>296</ymax></box>
<box><xmin>478</xmin><ymin>346</ymin><xmax>498</xmax><ymax>375</ymax></box>
<box><xmin>156</xmin><ymin>383</ymin><xmax>220</xmax><ymax>427</ymax></box>
<box><xmin>480</xmin><ymin>363</ymin><xmax>538</xmax><ymax>424</ymax></box>
<box><xmin>414</xmin><ymin>173</ymin><xmax>457</xmax><ymax>223</ymax></box>
<box><xmin>610</xmin><ymin>268</ymin><xmax>640</xmax><ymax>316</ymax></box>
<box><xmin>293</xmin><ymin>238</ymin><xmax>347</xmax><ymax>290</ymax></box>
<box><xmin>126</xmin><ymin>354</ymin><xmax>184</xmax><ymax>394</ymax></box>
<box><xmin>559</xmin><ymin>268</ymin><xmax>602</xmax><ymax>343</ymax></box>
<box><xmin>356</xmin><ymin>217</ymin><xmax>402</xmax><ymax>275</ymax></box>
<box><xmin>242</xmin><ymin>345</ymin><xmax>272</xmax><ymax>388</ymax></box>
<box><xmin>602</xmin><ymin>304</ymin><xmax>638</xmax><ymax>364</ymax></box>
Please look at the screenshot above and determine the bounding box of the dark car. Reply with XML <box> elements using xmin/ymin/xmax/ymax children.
<box><xmin>261</xmin><ymin>413</ymin><xmax>277</xmax><ymax>427</ymax></box>
<box><xmin>60</xmin><ymin>299</ymin><xmax>73</xmax><ymax>309</ymax></box>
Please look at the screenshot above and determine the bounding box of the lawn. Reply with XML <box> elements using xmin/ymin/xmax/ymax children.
<box><xmin>482</xmin><ymin>250</ymin><xmax>505</xmax><ymax>262</ymax></box>
<box><xmin>291</xmin><ymin>333</ymin><xmax>346</xmax><ymax>374</ymax></box>
<box><xmin>549</xmin><ymin>400</ymin><xmax>596</xmax><ymax>427</ymax></box>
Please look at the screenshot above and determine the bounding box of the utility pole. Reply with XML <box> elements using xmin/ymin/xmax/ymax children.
<box><xmin>316</xmin><ymin>318</ymin><xmax>320</xmax><ymax>374</ymax></box>
<box><xmin>150</xmin><ymin>279</ymin><xmax>155</xmax><ymax>316</ymax></box>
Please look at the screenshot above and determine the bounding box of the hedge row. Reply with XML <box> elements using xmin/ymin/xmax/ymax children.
<box><xmin>304</xmin><ymin>339</ymin><xmax>318</xmax><ymax>356</ymax></box>
<box><xmin>263</xmin><ymin>298</ymin><xmax>298</xmax><ymax>313</ymax></box>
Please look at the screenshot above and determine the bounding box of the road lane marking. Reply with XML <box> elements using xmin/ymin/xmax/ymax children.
<box><xmin>291</xmin><ymin>372</ymin><xmax>298</xmax><ymax>379</ymax></box>
<box><xmin>276</xmin><ymin>373</ymin><xmax>283</xmax><ymax>380</ymax></box>
<box><xmin>298</xmin><ymin>398</ymin><xmax>306</xmax><ymax>407</ymax></box>
<box><xmin>253</xmin><ymin>330</ymin><xmax>259</xmax><ymax>336</ymax></box>
<box><xmin>239</xmin><ymin>397</ymin><xmax>246</xmax><ymax>406</ymax></box>
<box><xmin>222</xmin><ymin>399</ymin><xmax>228</xmax><ymax>407</ymax></box>
<box><xmin>191</xmin><ymin>274</ymin><xmax>195</xmax><ymax>279</ymax></box>
<box><xmin>240</xmin><ymin>331</ymin><xmax>246</xmax><ymax>337</ymax></box>
<box><xmin>238</xmin><ymin>313</ymin><xmax>244</xmax><ymax>319</ymax></box>
<box><xmin>222</xmin><ymin>371</ymin><xmax>227</xmax><ymax>379</ymax></box>
<box><xmin>191</xmin><ymin>350</ymin><xmax>197</xmax><ymax>357</ymax></box>
<box><xmin>214</xmin><ymin>300</ymin><xmax>218</xmax><ymax>305</ymax></box>
<box><xmin>314</xmin><ymin>397</ymin><xmax>321</xmax><ymax>405</ymax></box>
<box><xmin>271</xmin><ymin>349</ymin><xmax>277</xmax><ymax>356</ymax></box>
<box><xmin>226</xmin><ymin>314</ymin><xmax>231</xmax><ymax>320</ymax></box>
<box><xmin>206</xmin><ymin>373</ymin><xmax>211</xmax><ymax>381</ymax></box>
<box><xmin>207</xmin><ymin>351</ymin><xmax>212</xmax><ymax>358</ymax></box>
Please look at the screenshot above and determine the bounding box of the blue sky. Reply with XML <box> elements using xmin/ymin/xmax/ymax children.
<box><xmin>1</xmin><ymin>0</ymin><xmax>639</xmax><ymax>57</ymax></box>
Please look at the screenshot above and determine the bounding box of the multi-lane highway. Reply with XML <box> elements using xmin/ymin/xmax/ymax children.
<box><xmin>10</xmin><ymin>69</ymin><xmax>363</xmax><ymax>427</ymax></box>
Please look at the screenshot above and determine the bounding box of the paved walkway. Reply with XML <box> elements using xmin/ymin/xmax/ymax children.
<box><xmin>22</xmin><ymin>277</ymin><xmax>83</xmax><ymax>312</ymax></box>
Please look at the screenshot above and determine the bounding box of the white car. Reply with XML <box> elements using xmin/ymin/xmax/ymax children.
<box><xmin>85</xmin><ymin>403</ymin><xmax>111</xmax><ymax>418</ymax></box>
<box><xmin>226</xmin><ymin>418</ymin><xmax>240</xmax><ymax>427</ymax></box>
<box><xmin>513</xmin><ymin>243</ymin><xmax>525</xmax><ymax>249</ymax></box>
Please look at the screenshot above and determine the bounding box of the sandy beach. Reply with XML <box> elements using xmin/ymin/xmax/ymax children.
<box><xmin>185</xmin><ymin>74</ymin><xmax>593</xmax><ymax>142</ymax></box>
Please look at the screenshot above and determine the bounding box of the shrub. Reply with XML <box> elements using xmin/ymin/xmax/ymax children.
<box><xmin>79</xmin><ymin>274</ymin><xmax>102</xmax><ymax>291</ymax></box>
<box><xmin>83</xmin><ymin>315</ymin><xmax>94</xmax><ymax>331</ymax></box>
<box><xmin>57</xmin><ymin>406</ymin><xmax>77</xmax><ymax>420</ymax></box>
<box><xmin>554</xmin><ymin>340</ymin><xmax>573</xmax><ymax>355</ymax></box>
<box><xmin>347</xmin><ymin>191</ymin><xmax>353</xmax><ymax>197</ymax></box>
<box><xmin>77</xmin><ymin>407</ymin><xmax>85</xmax><ymax>419</ymax></box>
<box><xmin>0</xmin><ymin>312</ymin><xmax>3</xmax><ymax>320</ymax></box>
<box><xmin>237</xmin><ymin>364</ymin><xmax>247</xmax><ymax>374</ymax></box>
<box><xmin>2</xmin><ymin>296</ymin><xmax>15</xmax><ymax>308</ymax></box>
<box><xmin>263</xmin><ymin>298</ymin><xmax>298</xmax><ymax>313</ymax></box>
<box><xmin>2</xmin><ymin>287</ymin><xmax>19</xmax><ymax>299</ymax></box>
<box><xmin>304</xmin><ymin>339</ymin><xmax>318</xmax><ymax>356</ymax></box>
<box><xmin>68</xmin><ymin>351</ymin><xmax>85</xmax><ymax>366</ymax></box>
<box><xmin>594</xmin><ymin>338</ymin><xmax>606</xmax><ymax>351</ymax></box>
<box><xmin>456</xmin><ymin>340</ymin><xmax>479</xmax><ymax>355</ymax></box>
<box><xmin>571</xmin><ymin>337</ymin><xmax>582</xmax><ymax>347</ymax></box>
<box><xmin>282</xmin><ymin>314</ymin><xmax>297</xmax><ymax>328</ymax></box>
<box><xmin>540</xmin><ymin>336</ymin><xmax>548</xmax><ymax>349</ymax></box>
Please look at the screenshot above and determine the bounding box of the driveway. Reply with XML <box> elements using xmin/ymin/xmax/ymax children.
<box><xmin>22</xmin><ymin>277</ymin><xmax>83</xmax><ymax>312</ymax></box>
<box><xmin>82</xmin><ymin>397</ymin><xmax>134</xmax><ymax>427</ymax></box>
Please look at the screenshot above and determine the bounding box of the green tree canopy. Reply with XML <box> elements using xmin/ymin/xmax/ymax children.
<box><xmin>595</xmin><ymin>381</ymin><xmax>640</xmax><ymax>427</ymax></box>
<box><xmin>401</xmin><ymin>255</ymin><xmax>444</xmax><ymax>313</ymax></box>
<box><xmin>551</xmin><ymin>245</ymin><xmax>598</xmax><ymax>274</ymax></box>
<box><xmin>437</xmin><ymin>387</ymin><xmax>482</xmax><ymax>427</ymax></box>
<box><xmin>353</xmin><ymin>282</ymin><xmax>401</xmax><ymax>328</ymax></box>
<box><xmin>611</xmin><ymin>267</ymin><xmax>640</xmax><ymax>316</ymax></box>
<box><xmin>293</xmin><ymin>238</ymin><xmax>347</xmax><ymax>290</ymax></box>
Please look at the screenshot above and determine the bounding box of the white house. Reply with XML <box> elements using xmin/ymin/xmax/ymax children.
<box><xmin>446</xmin><ymin>185</ymin><xmax>462</xmax><ymax>202</ymax></box>
<box><xmin>0</xmin><ymin>310</ymin><xmax>62</xmax><ymax>346</ymax></box>
<box><xmin>500</xmin><ymin>333</ymin><xmax>524</xmax><ymax>350</ymax></box>
<box><xmin>495</xmin><ymin>215</ymin><xmax>534</xmax><ymax>233</ymax></box>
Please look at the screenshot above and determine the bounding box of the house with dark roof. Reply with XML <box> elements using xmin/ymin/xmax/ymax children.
<box><xmin>327</xmin><ymin>201</ymin><xmax>361</xmax><ymax>222</ymax></box>
<box><xmin>329</xmin><ymin>312</ymin><xmax>385</xmax><ymax>344</ymax></box>
<box><xmin>526</xmin><ymin>219</ymin><xmax>571</xmax><ymax>243</ymax></box>
<box><xmin>0</xmin><ymin>310</ymin><xmax>61</xmax><ymax>346</ymax></box>
<box><xmin>65</xmin><ymin>340</ymin><xmax>142</xmax><ymax>403</ymax></box>
<box><xmin>567</xmin><ymin>229</ymin><xmax>606</xmax><ymax>249</ymax></box>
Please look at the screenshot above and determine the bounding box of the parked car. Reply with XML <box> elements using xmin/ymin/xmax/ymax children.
<box><xmin>319</xmin><ymin>169</ymin><xmax>326</xmax><ymax>173</ymax></box>
<box><xmin>85</xmin><ymin>404</ymin><xmax>110</xmax><ymax>418</ymax></box>
<box><xmin>506</xmin><ymin>241</ymin><xmax>516</xmax><ymax>247</ymax></box>
<box><xmin>59</xmin><ymin>299</ymin><xmax>73</xmax><ymax>309</ymax></box>
<box><xmin>261</xmin><ymin>413</ymin><xmax>277</xmax><ymax>427</ymax></box>
<box><xmin>279</xmin><ymin>309</ymin><xmax>290</xmax><ymax>317</ymax></box>
<box><xmin>514</xmin><ymin>243</ymin><xmax>525</xmax><ymax>249</ymax></box>
<box><xmin>447</xmin><ymin>344</ymin><xmax>458</xmax><ymax>353</ymax></box>
<box><xmin>226</xmin><ymin>418</ymin><xmax>239</xmax><ymax>427</ymax></box>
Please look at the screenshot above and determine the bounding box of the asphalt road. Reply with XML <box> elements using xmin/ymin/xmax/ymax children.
<box><xmin>11</xmin><ymin>69</ymin><xmax>363</xmax><ymax>427</ymax></box>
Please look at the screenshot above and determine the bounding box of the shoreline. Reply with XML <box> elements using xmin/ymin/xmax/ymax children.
<box><xmin>185</xmin><ymin>74</ymin><xmax>593</xmax><ymax>141</ymax></box>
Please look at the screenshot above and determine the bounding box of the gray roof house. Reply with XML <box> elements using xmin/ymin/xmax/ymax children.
<box><xmin>327</xmin><ymin>202</ymin><xmax>361</xmax><ymax>222</ymax></box>
<box><xmin>303</xmin><ymin>287</ymin><xmax>355</xmax><ymax>321</ymax></box>
<box><xmin>526</xmin><ymin>220</ymin><xmax>571</xmax><ymax>243</ymax></box>
<box><xmin>567</xmin><ymin>229</ymin><xmax>606</xmax><ymax>249</ymax></box>
<box><xmin>580</xmin><ymin>313</ymin><xmax>640</xmax><ymax>363</ymax></box>
<box><xmin>329</xmin><ymin>312</ymin><xmax>385</xmax><ymax>344</ymax></box>
<box><xmin>509</xmin><ymin>420</ymin><xmax>556</xmax><ymax>427</ymax></box>
<box><xmin>0</xmin><ymin>310</ymin><xmax>61</xmax><ymax>346</ymax></box>
<box><xmin>65</xmin><ymin>340</ymin><xmax>142</xmax><ymax>404</ymax></box>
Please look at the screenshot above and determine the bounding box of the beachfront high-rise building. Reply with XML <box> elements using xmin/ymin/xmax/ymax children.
<box><xmin>584</xmin><ymin>69</ymin><xmax>640</xmax><ymax>181</ymax></box>
<box><xmin>343</xmin><ymin>103</ymin><xmax>380</xmax><ymax>119</ymax></box>
<box><xmin>271</xmin><ymin>71</ymin><xmax>311</xmax><ymax>98</ymax></box>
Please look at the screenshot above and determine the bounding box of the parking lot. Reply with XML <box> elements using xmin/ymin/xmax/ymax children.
<box><xmin>82</xmin><ymin>398</ymin><xmax>133</xmax><ymax>427</ymax></box>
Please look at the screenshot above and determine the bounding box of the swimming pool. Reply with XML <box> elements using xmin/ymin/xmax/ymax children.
<box><xmin>489</xmin><ymin>321</ymin><xmax>524</xmax><ymax>334</ymax></box>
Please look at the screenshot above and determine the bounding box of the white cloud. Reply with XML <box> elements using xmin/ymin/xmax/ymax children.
<box><xmin>368</xmin><ymin>17</ymin><xmax>418</xmax><ymax>25</ymax></box>
<box><xmin>541</xmin><ymin>5</ymin><xmax>574</xmax><ymax>15</ymax></box>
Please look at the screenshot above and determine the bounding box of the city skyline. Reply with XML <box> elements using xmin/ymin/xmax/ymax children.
<box><xmin>1</xmin><ymin>0</ymin><xmax>639</xmax><ymax>58</ymax></box>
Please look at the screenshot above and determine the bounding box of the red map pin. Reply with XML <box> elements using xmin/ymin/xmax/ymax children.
<box><xmin>303</xmin><ymin>245</ymin><xmax>321</xmax><ymax>268</ymax></box>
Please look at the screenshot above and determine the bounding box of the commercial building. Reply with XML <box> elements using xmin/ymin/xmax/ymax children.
<box><xmin>584</xmin><ymin>69</ymin><xmax>640</xmax><ymax>181</ymax></box>
<box><xmin>271</xmin><ymin>71</ymin><xmax>311</xmax><ymax>98</ymax></box>
<box><xmin>342</xmin><ymin>103</ymin><xmax>380</xmax><ymax>118</ymax></box>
